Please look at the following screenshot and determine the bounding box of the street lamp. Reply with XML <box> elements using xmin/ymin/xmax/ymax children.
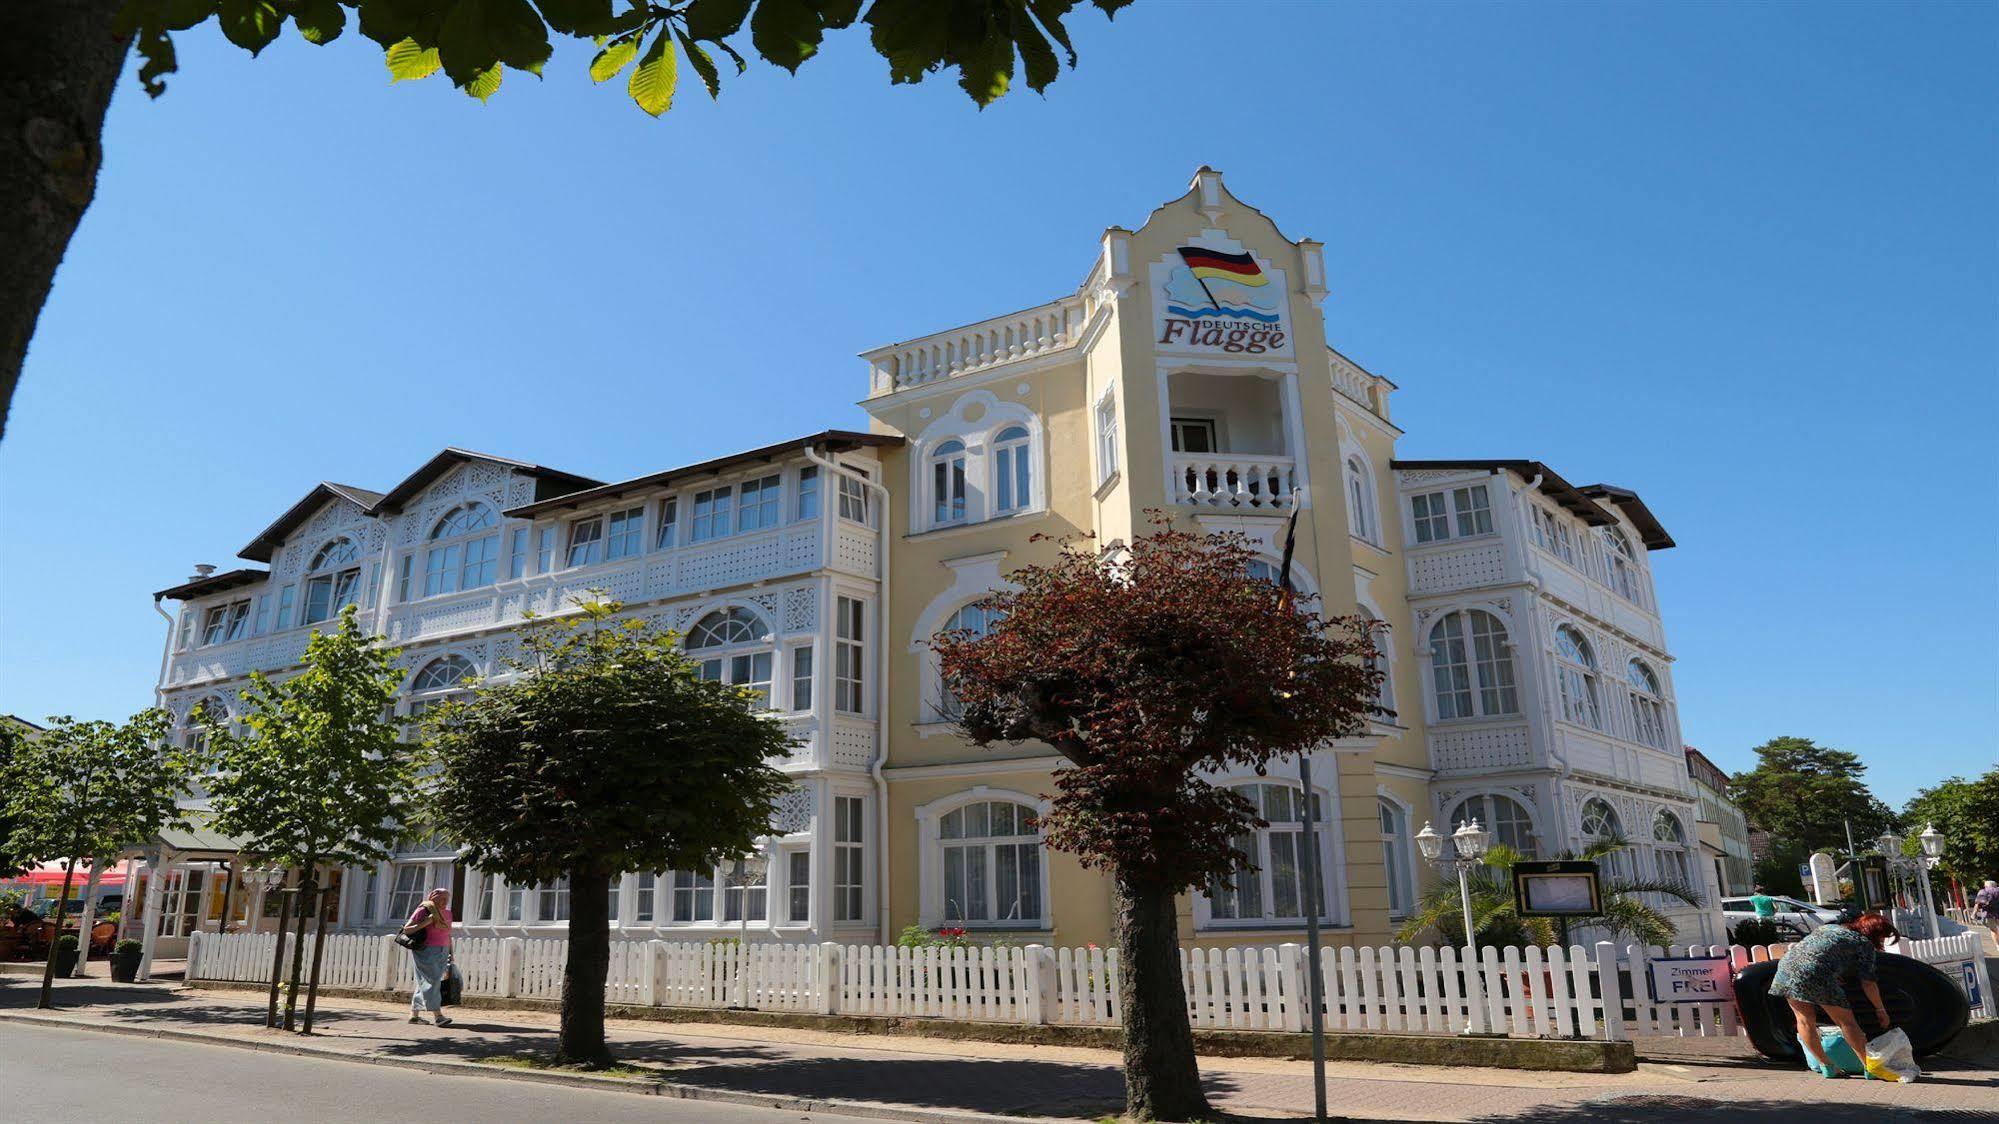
<box><xmin>1876</xmin><ymin>829</ymin><xmax>1945</xmax><ymax>939</ymax></box>
<box><xmin>1417</xmin><ymin>818</ymin><xmax>1490</xmax><ymax>953</ymax></box>
<box><xmin>726</xmin><ymin>853</ymin><xmax>770</xmax><ymax>1007</ymax></box>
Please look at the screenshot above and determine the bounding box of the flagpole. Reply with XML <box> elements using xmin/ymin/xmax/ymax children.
<box><xmin>1275</xmin><ymin>492</ymin><xmax>1326</xmax><ymax>1124</ymax></box>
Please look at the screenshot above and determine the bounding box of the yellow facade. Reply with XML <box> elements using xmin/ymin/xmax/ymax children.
<box><xmin>862</xmin><ymin>170</ymin><xmax>1433</xmax><ymax>949</ymax></box>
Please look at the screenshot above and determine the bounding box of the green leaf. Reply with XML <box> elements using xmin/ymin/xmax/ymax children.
<box><xmin>134</xmin><ymin>26</ymin><xmax>180</xmax><ymax>98</ymax></box>
<box><xmin>384</xmin><ymin>37</ymin><xmax>443</xmax><ymax>81</ymax></box>
<box><xmin>589</xmin><ymin>36</ymin><xmax>639</xmax><ymax>83</ymax></box>
<box><xmin>464</xmin><ymin>63</ymin><xmax>504</xmax><ymax>101</ymax></box>
<box><xmin>682</xmin><ymin>0</ymin><xmax>750</xmax><ymax>40</ymax></box>
<box><xmin>1025</xmin><ymin>0</ymin><xmax>1077</xmax><ymax>66</ymax></box>
<box><xmin>628</xmin><ymin>27</ymin><xmax>678</xmax><ymax>117</ymax></box>
<box><xmin>750</xmin><ymin>0</ymin><xmax>822</xmax><ymax>74</ymax></box>
<box><xmin>438</xmin><ymin>0</ymin><xmax>502</xmax><ymax>90</ymax></box>
<box><xmin>674</xmin><ymin>28</ymin><xmax>722</xmax><ymax>98</ymax></box>
<box><xmin>162</xmin><ymin>0</ymin><xmax>218</xmax><ymax>31</ymax></box>
<box><xmin>293</xmin><ymin>0</ymin><xmax>346</xmax><ymax>44</ymax></box>
<box><xmin>815</xmin><ymin>0</ymin><xmax>863</xmax><ymax>29</ymax></box>
<box><xmin>217</xmin><ymin>0</ymin><xmax>283</xmax><ymax>55</ymax></box>
<box><xmin>1091</xmin><ymin>0</ymin><xmax>1133</xmax><ymax>15</ymax></box>
<box><xmin>533</xmin><ymin>0</ymin><xmax>614</xmax><ymax>35</ymax></box>
<box><xmin>485</xmin><ymin>0</ymin><xmax>554</xmax><ymax>75</ymax></box>
<box><xmin>1006</xmin><ymin>0</ymin><xmax>1058</xmax><ymax>93</ymax></box>
<box><xmin>954</xmin><ymin>24</ymin><xmax>1014</xmax><ymax>106</ymax></box>
<box><xmin>357</xmin><ymin>0</ymin><xmax>439</xmax><ymax>48</ymax></box>
<box><xmin>867</xmin><ymin>0</ymin><xmax>951</xmax><ymax>86</ymax></box>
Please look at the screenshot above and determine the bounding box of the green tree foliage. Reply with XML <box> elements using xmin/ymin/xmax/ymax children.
<box><xmin>1395</xmin><ymin>838</ymin><xmax>1704</xmax><ymax>951</ymax></box>
<box><xmin>112</xmin><ymin>0</ymin><xmax>1135</xmax><ymax>112</ymax></box>
<box><xmin>1730</xmin><ymin>736</ymin><xmax>1894</xmax><ymax>854</ymax></box>
<box><xmin>0</xmin><ymin>723</ymin><xmax>32</xmax><ymax>880</ymax></box>
<box><xmin>202</xmin><ymin>606</ymin><xmax>416</xmax><ymax>1031</ymax></box>
<box><xmin>1901</xmin><ymin>769</ymin><xmax>1999</xmax><ymax>889</ymax></box>
<box><xmin>934</xmin><ymin>520</ymin><xmax>1379</xmax><ymax>1123</ymax></box>
<box><xmin>422</xmin><ymin>600</ymin><xmax>794</xmax><ymax>1066</ymax></box>
<box><xmin>1</xmin><ymin>709</ymin><xmax>191</xmax><ymax>1008</ymax></box>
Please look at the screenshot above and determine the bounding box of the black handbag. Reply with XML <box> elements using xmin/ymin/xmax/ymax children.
<box><xmin>441</xmin><ymin>963</ymin><xmax>463</xmax><ymax>1006</ymax></box>
<box><xmin>394</xmin><ymin>903</ymin><xmax>430</xmax><ymax>950</ymax></box>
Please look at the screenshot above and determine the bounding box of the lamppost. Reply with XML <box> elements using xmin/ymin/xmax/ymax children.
<box><xmin>1877</xmin><ymin>828</ymin><xmax>1946</xmax><ymax>939</ymax></box>
<box><xmin>1416</xmin><ymin>818</ymin><xmax>1491</xmax><ymax>952</ymax></box>
<box><xmin>726</xmin><ymin>854</ymin><xmax>769</xmax><ymax>1008</ymax></box>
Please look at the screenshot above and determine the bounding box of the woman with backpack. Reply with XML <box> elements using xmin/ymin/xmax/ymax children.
<box><xmin>400</xmin><ymin>887</ymin><xmax>454</xmax><ymax>1027</ymax></box>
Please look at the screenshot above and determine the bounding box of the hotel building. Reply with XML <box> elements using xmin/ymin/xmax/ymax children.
<box><xmin>139</xmin><ymin>170</ymin><xmax>1716</xmax><ymax>963</ymax></box>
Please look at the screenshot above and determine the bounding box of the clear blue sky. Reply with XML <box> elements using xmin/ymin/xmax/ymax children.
<box><xmin>3</xmin><ymin>2</ymin><xmax>1992</xmax><ymax>807</ymax></box>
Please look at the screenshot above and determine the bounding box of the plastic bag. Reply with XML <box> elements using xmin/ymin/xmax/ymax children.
<box><xmin>1867</xmin><ymin>1027</ymin><xmax>1922</xmax><ymax>1082</ymax></box>
<box><xmin>1799</xmin><ymin>1026</ymin><xmax>1921</xmax><ymax>1081</ymax></box>
<box><xmin>440</xmin><ymin>962</ymin><xmax>463</xmax><ymax>1007</ymax></box>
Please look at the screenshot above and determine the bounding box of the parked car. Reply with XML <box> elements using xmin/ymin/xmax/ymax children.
<box><xmin>1722</xmin><ymin>895</ymin><xmax>1837</xmax><ymax>940</ymax></box>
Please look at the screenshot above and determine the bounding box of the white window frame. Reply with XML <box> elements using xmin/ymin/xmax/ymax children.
<box><xmin>1345</xmin><ymin>455</ymin><xmax>1376</xmax><ymax>543</ymax></box>
<box><xmin>1427</xmin><ymin>609</ymin><xmax>1517</xmax><ymax>720</ymax></box>
<box><xmin>1411</xmin><ymin>484</ymin><xmax>1493</xmax><ymax>545</ymax></box>
<box><xmin>834</xmin><ymin>596</ymin><xmax>866</xmax><ymax>715</ymax></box>
<box><xmin>604</xmin><ymin>506</ymin><xmax>646</xmax><ymax>561</ymax></box>
<box><xmin>1627</xmin><ymin>659</ymin><xmax>1669</xmax><ymax>749</ymax></box>
<box><xmin>1580</xmin><ymin>797</ymin><xmax>1635</xmax><ymax>882</ymax></box>
<box><xmin>1094</xmin><ymin>390</ymin><xmax>1120</xmax><ymax>487</ymax></box>
<box><xmin>735</xmin><ymin>474</ymin><xmax>782</xmax><ymax>534</ymax></box>
<box><xmin>1201</xmin><ymin>781</ymin><xmax>1336</xmax><ymax>928</ymax></box>
<box><xmin>686</xmin><ymin>607</ymin><xmax>776</xmax><ymax>708</ymax></box>
<box><xmin>1553</xmin><ymin>625</ymin><xmax>1604</xmax><ymax>731</ymax></box>
<box><xmin>915</xmin><ymin>788</ymin><xmax>1049</xmax><ymax>930</ymax></box>
<box><xmin>301</xmin><ymin>538</ymin><xmax>363</xmax><ymax>626</ymax></box>
<box><xmin>834</xmin><ymin>794</ymin><xmax>867</xmax><ymax>923</ymax></box>
<box><xmin>423</xmin><ymin>502</ymin><xmax>501</xmax><ymax>598</ymax></box>
<box><xmin>929</xmin><ymin>439</ymin><xmax>968</xmax><ymax>527</ymax></box>
<box><xmin>564</xmin><ymin>516</ymin><xmax>603</xmax><ymax>569</ymax></box>
<box><xmin>991</xmin><ymin>425</ymin><xmax>1032</xmax><ymax>516</ymax></box>
<box><xmin>1379</xmin><ymin>795</ymin><xmax>1415</xmax><ymax>920</ymax></box>
<box><xmin>691</xmin><ymin>485</ymin><xmax>734</xmax><ymax>542</ymax></box>
<box><xmin>1450</xmin><ymin>792</ymin><xmax>1537</xmax><ymax>857</ymax></box>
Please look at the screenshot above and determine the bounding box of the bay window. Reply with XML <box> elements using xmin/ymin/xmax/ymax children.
<box><xmin>1428</xmin><ymin>610</ymin><xmax>1517</xmax><ymax>719</ymax></box>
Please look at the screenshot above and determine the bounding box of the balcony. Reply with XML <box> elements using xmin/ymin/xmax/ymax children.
<box><xmin>863</xmin><ymin>294</ymin><xmax>1096</xmax><ymax>396</ymax></box>
<box><xmin>1171</xmin><ymin>454</ymin><xmax>1298</xmax><ymax>511</ymax></box>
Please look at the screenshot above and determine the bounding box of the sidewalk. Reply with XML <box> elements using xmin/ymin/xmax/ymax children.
<box><xmin>1</xmin><ymin>974</ymin><xmax>1992</xmax><ymax>1122</ymax></box>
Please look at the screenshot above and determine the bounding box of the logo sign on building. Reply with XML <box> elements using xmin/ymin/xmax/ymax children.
<box><xmin>1151</xmin><ymin>241</ymin><xmax>1292</xmax><ymax>357</ymax></box>
<box><xmin>1512</xmin><ymin>860</ymin><xmax>1603</xmax><ymax>918</ymax></box>
<box><xmin>1646</xmin><ymin>955</ymin><xmax>1735</xmax><ymax>1004</ymax></box>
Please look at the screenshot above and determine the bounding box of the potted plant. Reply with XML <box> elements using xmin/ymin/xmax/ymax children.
<box><xmin>109</xmin><ymin>939</ymin><xmax>143</xmax><ymax>982</ymax></box>
<box><xmin>52</xmin><ymin>933</ymin><xmax>80</xmax><ymax>978</ymax></box>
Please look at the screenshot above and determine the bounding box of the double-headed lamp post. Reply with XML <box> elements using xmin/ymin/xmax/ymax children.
<box><xmin>1416</xmin><ymin>818</ymin><xmax>1491</xmax><ymax>952</ymax></box>
<box><xmin>1876</xmin><ymin>827</ymin><xmax>1947</xmax><ymax>939</ymax></box>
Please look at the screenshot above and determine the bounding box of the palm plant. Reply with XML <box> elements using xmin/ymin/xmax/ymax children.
<box><xmin>1396</xmin><ymin>837</ymin><xmax>1704</xmax><ymax>948</ymax></box>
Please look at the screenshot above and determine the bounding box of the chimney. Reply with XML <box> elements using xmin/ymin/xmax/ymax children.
<box><xmin>190</xmin><ymin>563</ymin><xmax>217</xmax><ymax>581</ymax></box>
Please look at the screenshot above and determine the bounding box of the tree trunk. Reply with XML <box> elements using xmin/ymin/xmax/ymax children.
<box><xmin>1112</xmin><ymin>868</ymin><xmax>1208</xmax><ymax>1122</ymax></box>
<box><xmin>282</xmin><ymin>858</ymin><xmax>317</xmax><ymax>1032</ymax></box>
<box><xmin>557</xmin><ymin>869</ymin><xmax>614</xmax><ymax>1067</ymax></box>
<box><xmin>37</xmin><ymin>856</ymin><xmax>78</xmax><ymax>1009</ymax></box>
<box><xmin>0</xmin><ymin>0</ymin><xmax>130</xmax><ymax>441</ymax></box>
<box><xmin>73</xmin><ymin>858</ymin><xmax>107</xmax><ymax>976</ymax></box>
<box><xmin>301</xmin><ymin>879</ymin><xmax>332</xmax><ymax>1034</ymax></box>
<box><xmin>265</xmin><ymin>871</ymin><xmax>294</xmax><ymax>1028</ymax></box>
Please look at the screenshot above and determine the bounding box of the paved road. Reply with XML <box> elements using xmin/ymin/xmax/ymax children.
<box><xmin>0</xmin><ymin>1021</ymin><xmax>879</xmax><ymax>1124</ymax></box>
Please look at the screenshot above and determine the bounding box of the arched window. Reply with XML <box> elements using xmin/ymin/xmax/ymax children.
<box><xmin>1345</xmin><ymin>455</ymin><xmax>1375</xmax><ymax>542</ymax></box>
<box><xmin>407</xmin><ymin>654</ymin><xmax>476</xmax><ymax>722</ymax></box>
<box><xmin>1428</xmin><ymin>610</ymin><xmax>1517</xmax><ymax>720</ymax></box>
<box><xmin>1451</xmin><ymin>793</ymin><xmax>1535</xmax><ymax>857</ymax></box>
<box><xmin>303</xmin><ymin>538</ymin><xmax>362</xmax><ymax>625</ymax></box>
<box><xmin>939</xmin><ymin>800</ymin><xmax>1041</xmax><ymax>923</ymax></box>
<box><xmin>1208</xmin><ymin>783</ymin><xmax>1330</xmax><ymax>923</ymax></box>
<box><xmin>687</xmin><ymin>608</ymin><xmax>774</xmax><ymax>706</ymax></box>
<box><xmin>424</xmin><ymin>503</ymin><xmax>499</xmax><ymax>597</ymax></box>
<box><xmin>183</xmin><ymin>696</ymin><xmax>230</xmax><ymax>753</ymax></box>
<box><xmin>1244</xmin><ymin>558</ymin><xmax>1279</xmax><ymax>585</ymax></box>
<box><xmin>1553</xmin><ymin>626</ymin><xmax>1604</xmax><ymax>730</ymax></box>
<box><xmin>1581</xmin><ymin>796</ymin><xmax>1633</xmax><ymax>880</ymax></box>
<box><xmin>930</xmin><ymin>439</ymin><xmax>967</xmax><ymax>527</ymax></box>
<box><xmin>933</xmin><ymin>603</ymin><xmax>1000</xmax><ymax>721</ymax></box>
<box><xmin>1379</xmin><ymin>797</ymin><xmax>1413</xmax><ymax>918</ymax></box>
<box><xmin>991</xmin><ymin>425</ymin><xmax>1031</xmax><ymax>516</ymax></box>
<box><xmin>1601</xmin><ymin>527</ymin><xmax>1639</xmax><ymax>603</ymax></box>
<box><xmin>1360</xmin><ymin>608</ymin><xmax>1393</xmax><ymax>715</ymax></box>
<box><xmin>1627</xmin><ymin>660</ymin><xmax>1667</xmax><ymax>749</ymax></box>
<box><xmin>1653</xmin><ymin>809</ymin><xmax>1692</xmax><ymax>887</ymax></box>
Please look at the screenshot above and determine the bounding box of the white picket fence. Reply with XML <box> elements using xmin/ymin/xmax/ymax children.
<box><xmin>187</xmin><ymin>930</ymin><xmax>1997</xmax><ymax>1042</ymax></box>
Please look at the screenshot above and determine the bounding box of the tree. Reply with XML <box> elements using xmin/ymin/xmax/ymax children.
<box><xmin>1396</xmin><ymin>838</ymin><xmax>1704</xmax><ymax>950</ymax></box>
<box><xmin>0</xmin><ymin>723</ymin><xmax>34</xmax><ymax>881</ymax></box>
<box><xmin>202</xmin><ymin>605</ymin><xmax>415</xmax><ymax>1033</ymax></box>
<box><xmin>0</xmin><ymin>709</ymin><xmax>190</xmax><ymax>1008</ymax></box>
<box><xmin>1730</xmin><ymin>736</ymin><xmax>1893</xmax><ymax>855</ymax></box>
<box><xmin>424</xmin><ymin>600</ymin><xmax>794</xmax><ymax>1066</ymax></box>
<box><xmin>933</xmin><ymin>520</ymin><xmax>1378</xmax><ymax>1123</ymax></box>
<box><xmin>4</xmin><ymin>0</ymin><xmax>1134</xmax><ymax>440</ymax></box>
<box><xmin>1901</xmin><ymin>769</ymin><xmax>1999</xmax><ymax>893</ymax></box>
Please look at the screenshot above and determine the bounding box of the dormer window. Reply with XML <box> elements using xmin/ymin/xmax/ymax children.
<box><xmin>303</xmin><ymin>538</ymin><xmax>362</xmax><ymax>625</ymax></box>
<box><xmin>424</xmin><ymin>503</ymin><xmax>499</xmax><ymax>597</ymax></box>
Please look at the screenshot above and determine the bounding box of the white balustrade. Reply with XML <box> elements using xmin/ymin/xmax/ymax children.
<box><xmin>867</xmin><ymin>296</ymin><xmax>1089</xmax><ymax>393</ymax></box>
<box><xmin>1171</xmin><ymin>454</ymin><xmax>1298</xmax><ymax>511</ymax></box>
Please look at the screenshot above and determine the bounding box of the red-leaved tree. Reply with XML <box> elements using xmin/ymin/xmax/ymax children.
<box><xmin>934</xmin><ymin>517</ymin><xmax>1380</xmax><ymax>1122</ymax></box>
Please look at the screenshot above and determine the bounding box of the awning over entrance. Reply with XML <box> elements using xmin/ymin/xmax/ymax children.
<box><xmin>149</xmin><ymin>811</ymin><xmax>252</xmax><ymax>861</ymax></box>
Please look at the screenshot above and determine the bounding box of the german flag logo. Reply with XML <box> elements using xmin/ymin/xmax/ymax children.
<box><xmin>1176</xmin><ymin>246</ymin><xmax>1269</xmax><ymax>288</ymax></box>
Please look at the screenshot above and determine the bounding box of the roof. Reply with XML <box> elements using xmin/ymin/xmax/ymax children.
<box><xmin>1579</xmin><ymin>484</ymin><xmax>1675</xmax><ymax>550</ymax></box>
<box><xmin>371</xmin><ymin>448</ymin><xmax>601</xmax><ymax>514</ymax></box>
<box><xmin>153</xmin><ymin>567</ymin><xmax>269</xmax><ymax>602</ymax></box>
<box><xmin>238</xmin><ymin>482</ymin><xmax>386</xmax><ymax>563</ymax></box>
<box><xmin>1389</xmin><ymin>459</ymin><xmax>1613</xmax><ymax>525</ymax></box>
<box><xmin>505</xmin><ymin>430</ymin><xmax>904</xmax><ymax>519</ymax></box>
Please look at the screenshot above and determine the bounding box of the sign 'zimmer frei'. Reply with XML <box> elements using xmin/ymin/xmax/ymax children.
<box><xmin>1152</xmin><ymin>241</ymin><xmax>1292</xmax><ymax>357</ymax></box>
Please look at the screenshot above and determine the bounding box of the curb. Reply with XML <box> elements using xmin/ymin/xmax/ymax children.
<box><xmin>0</xmin><ymin>1009</ymin><xmax>1055</xmax><ymax>1124</ymax></box>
